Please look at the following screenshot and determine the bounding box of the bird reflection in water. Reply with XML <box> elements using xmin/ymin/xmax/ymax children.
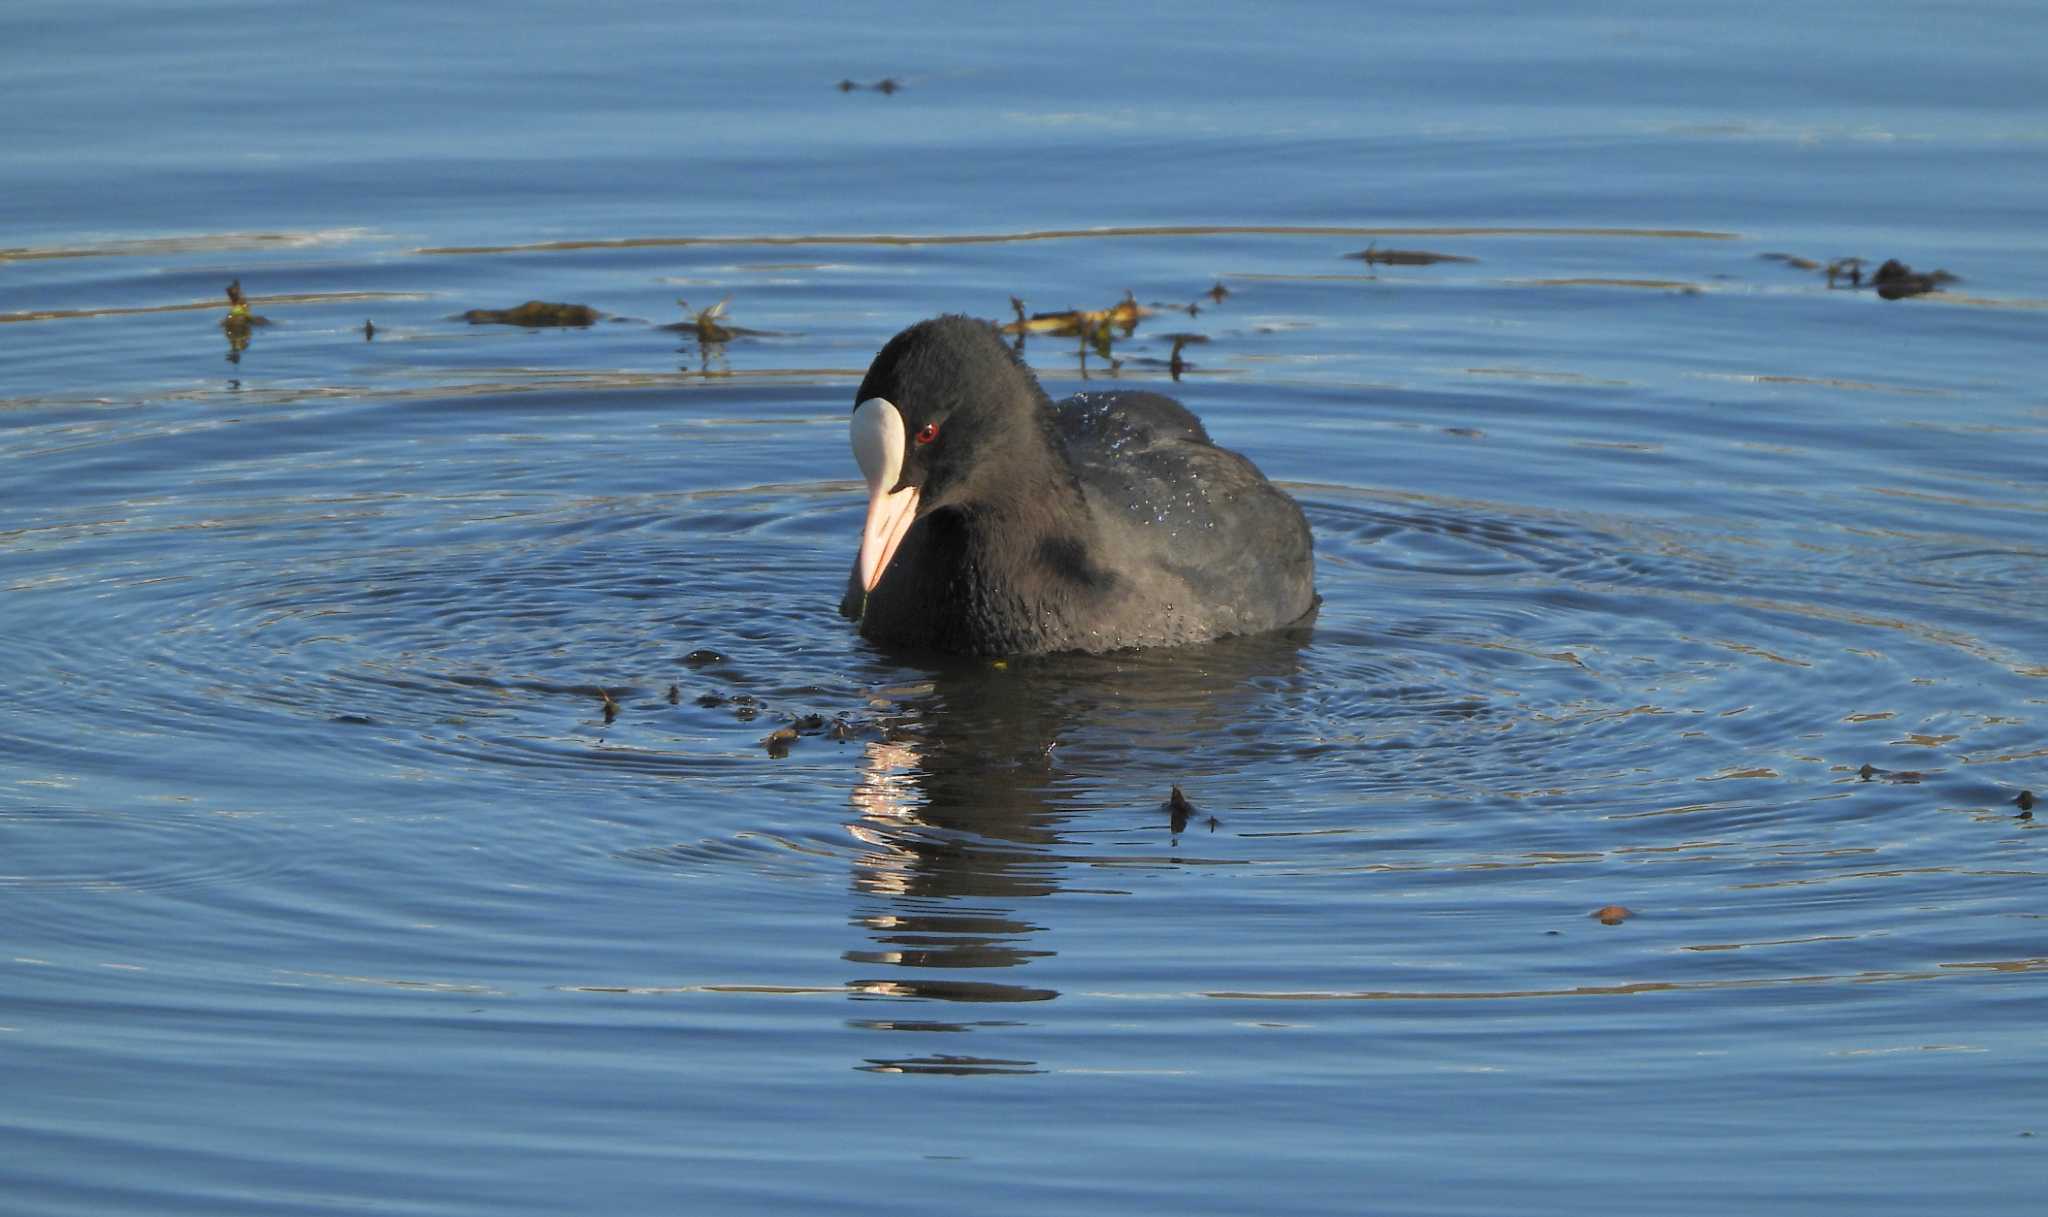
<box><xmin>839</xmin><ymin>627</ymin><xmax>1313</xmax><ymax>1074</ymax></box>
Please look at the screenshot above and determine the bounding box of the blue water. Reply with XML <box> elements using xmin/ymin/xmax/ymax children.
<box><xmin>4</xmin><ymin>2</ymin><xmax>2047</xmax><ymax>1213</ymax></box>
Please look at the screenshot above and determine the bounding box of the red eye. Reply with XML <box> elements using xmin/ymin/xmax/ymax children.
<box><xmin>914</xmin><ymin>422</ymin><xmax>940</xmax><ymax>445</ymax></box>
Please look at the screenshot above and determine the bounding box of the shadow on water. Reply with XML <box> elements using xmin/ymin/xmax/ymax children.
<box><xmin>839</xmin><ymin>627</ymin><xmax>1310</xmax><ymax>1072</ymax></box>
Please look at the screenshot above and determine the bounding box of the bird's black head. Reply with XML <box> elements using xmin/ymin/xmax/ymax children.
<box><xmin>852</xmin><ymin>315</ymin><xmax>1056</xmax><ymax>512</ymax></box>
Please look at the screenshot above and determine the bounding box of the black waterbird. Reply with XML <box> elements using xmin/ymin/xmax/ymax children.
<box><xmin>842</xmin><ymin>315</ymin><xmax>1315</xmax><ymax>655</ymax></box>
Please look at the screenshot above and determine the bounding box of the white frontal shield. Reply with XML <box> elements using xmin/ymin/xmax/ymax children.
<box><xmin>851</xmin><ymin>397</ymin><xmax>921</xmax><ymax>593</ymax></box>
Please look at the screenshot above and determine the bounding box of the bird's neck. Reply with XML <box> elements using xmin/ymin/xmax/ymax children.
<box><xmin>943</xmin><ymin>453</ymin><xmax>1113</xmax><ymax>652</ymax></box>
<box><xmin>956</xmin><ymin>429</ymin><xmax>1087</xmax><ymax>563</ymax></box>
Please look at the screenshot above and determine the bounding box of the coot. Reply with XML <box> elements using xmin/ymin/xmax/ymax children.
<box><xmin>842</xmin><ymin>315</ymin><xmax>1315</xmax><ymax>655</ymax></box>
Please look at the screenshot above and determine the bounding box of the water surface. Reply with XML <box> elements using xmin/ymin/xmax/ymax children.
<box><xmin>4</xmin><ymin>3</ymin><xmax>2046</xmax><ymax>1214</ymax></box>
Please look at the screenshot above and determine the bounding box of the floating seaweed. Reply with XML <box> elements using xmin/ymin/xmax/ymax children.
<box><xmin>998</xmin><ymin>291</ymin><xmax>1151</xmax><ymax>339</ymax></box>
<box><xmin>1773</xmin><ymin>254</ymin><xmax>1958</xmax><ymax>298</ymax></box>
<box><xmin>462</xmin><ymin>300</ymin><xmax>600</xmax><ymax>326</ymax></box>
<box><xmin>1345</xmin><ymin>244</ymin><xmax>1477</xmax><ymax>266</ymax></box>
<box><xmin>1147</xmin><ymin>280</ymin><xmax>1236</xmax><ymax>320</ymax></box>
<box><xmin>1871</xmin><ymin>258</ymin><xmax>1958</xmax><ymax>300</ymax></box>
<box><xmin>1115</xmin><ymin>330</ymin><xmax>1212</xmax><ymax>382</ymax></box>
<box><xmin>662</xmin><ymin>296</ymin><xmax>735</xmax><ymax>343</ymax></box>
<box><xmin>220</xmin><ymin>279</ymin><xmax>271</xmax><ymax>331</ymax></box>
<box><xmin>1760</xmin><ymin>252</ymin><xmax>1823</xmax><ymax>271</ymax></box>
<box><xmin>660</xmin><ymin>296</ymin><xmax>778</xmax><ymax>345</ymax></box>
<box><xmin>220</xmin><ymin>279</ymin><xmax>270</xmax><ymax>362</ymax></box>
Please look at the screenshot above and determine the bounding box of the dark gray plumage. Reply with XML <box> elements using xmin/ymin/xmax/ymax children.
<box><xmin>842</xmin><ymin>315</ymin><xmax>1315</xmax><ymax>655</ymax></box>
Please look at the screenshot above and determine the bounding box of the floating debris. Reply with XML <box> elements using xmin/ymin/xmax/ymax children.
<box><xmin>220</xmin><ymin>279</ymin><xmax>271</xmax><ymax>332</ymax></box>
<box><xmin>362</xmin><ymin>318</ymin><xmax>376</xmax><ymax>340</ymax></box>
<box><xmin>1162</xmin><ymin>332</ymin><xmax>1208</xmax><ymax>381</ymax></box>
<box><xmin>762</xmin><ymin>725</ymin><xmax>798</xmax><ymax>758</ymax></box>
<box><xmin>1761</xmin><ymin>252</ymin><xmax>1823</xmax><ymax>271</ymax></box>
<box><xmin>666</xmin><ymin>683</ymin><xmax>680</xmax><ymax>705</ymax></box>
<box><xmin>1871</xmin><ymin>258</ymin><xmax>1958</xmax><ymax>300</ymax></box>
<box><xmin>835</xmin><ymin>78</ymin><xmax>901</xmax><ymax>94</ymax></box>
<box><xmin>599</xmin><ymin>688</ymin><xmax>619</xmax><ymax>724</ymax></box>
<box><xmin>695</xmin><ymin>692</ymin><xmax>727</xmax><ymax>709</ymax></box>
<box><xmin>662</xmin><ymin>296</ymin><xmax>734</xmax><ymax>343</ymax></box>
<box><xmin>1524</xmin><ymin>277</ymin><xmax>1700</xmax><ymax>293</ymax></box>
<box><xmin>1591</xmin><ymin>905</ymin><xmax>1634</xmax><ymax>925</ymax></box>
<box><xmin>998</xmin><ymin>291</ymin><xmax>1150</xmax><ymax>339</ymax></box>
<box><xmin>221</xmin><ymin>280</ymin><xmax>270</xmax><ymax>362</ymax></box>
<box><xmin>828</xmin><ymin>717</ymin><xmax>856</xmax><ymax>742</ymax></box>
<box><xmin>791</xmin><ymin>713</ymin><xmax>827</xmax><ymax>734</ymax></box>
<box><xmin>1345</xmin><ymin>244</ymin><xmax>1477</xmax><ymax>266</ymax></box>
<box><xmin>659</xmin><ymin>297</ymin><xmax>779</xmax><ymax>344</ymax></box>
<box><xmin>462</xmin><ymin>300</ymin><xmax>599</xmax><ymax>326</ymax></box>
<box><xmin>1001</xmin><ymin>291</ymin><xmax>1151</xmax><ymax>368</ymax></box>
